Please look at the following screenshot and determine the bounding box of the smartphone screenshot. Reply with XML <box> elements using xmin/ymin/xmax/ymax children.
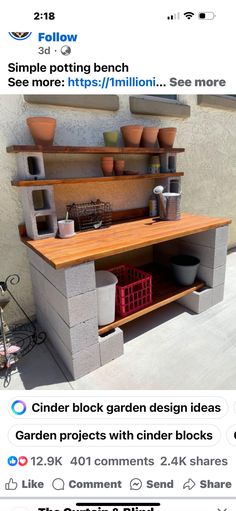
<box><xmin>0</xmin><ymin>2</ymin><xmax>235</xmax><ymax>511</ymax></box>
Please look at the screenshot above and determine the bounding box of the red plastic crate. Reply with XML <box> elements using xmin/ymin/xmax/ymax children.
<box><xmin>109</xmin><ymin>264</ymin><xmax>152</xmax><ymax>317</ymax></box>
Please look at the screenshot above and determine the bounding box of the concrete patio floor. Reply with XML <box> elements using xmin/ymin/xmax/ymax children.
<box><xmin>1</xmin><ymin>251</ymin><xmax>236</xmax><ymax>391</ymax></box>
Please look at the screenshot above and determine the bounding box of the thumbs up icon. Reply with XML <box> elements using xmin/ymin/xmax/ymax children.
<box><xmin>5</xmin><ymin>478</ymin><xmax>18</xmax><ymax>490</ymax></box>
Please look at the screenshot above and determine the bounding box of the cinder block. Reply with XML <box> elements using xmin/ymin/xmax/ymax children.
<box><xmin>178</xmin><ymin>240</ymin><xmax>227</xmax><ymax>268</ymax></box>
<box><xmin>21</xmin><ymin>186</ymin><xmax>57</xmax><ymax>240</ymax></box>
<box><xmin>23</xmin><ymin>209</ymin><xmax>57</xmax><ymax>240</ymax></box>
<box><xmin>38</xmin><ymin>311</ymin><xmax>101</xmax><ymax>379</ymax></box>
<box><xmin>33</xmin><ymin>287</ymin><xmax>98</xmax><ymax>353</ymax></box>
<box><xmin>99</xmin><ymin>328</ymin><xmax>124</xmax><ymax>365</ymax></box>
<box><xmin>177</xmin><ymin>287</ymin><xmax>213</xmax><ymax>313</ymax></box>
<box><xmin>181</xmin><ymin>226</ymin><xmax>229</xmax><ymax>248</ymax></box>
<box><xmin>16</xmin><ymin>152</ymin><xmax>45</xmax><ymax>179</ymax></box>
<box><xmin>160</xmin><ymin>153</ymin><xmax>177</xmax><ymax>173</ymax></box>
<box><xmin>21</xmin><ymin>186</ymin><xmax>55</xmax><ymax>212</ymax></box>
<box><xmin>197</xmin><ymin>264</ymin><xmax>226</xmax><ymax>288</ymax></box>
<box><xmin>28</xmin><ymin>249</ymin><xmax>96</xmax><ymax>297</ymax></box>
<box><xmin>31</xmin><ymin>266</ymin><xmax>97</xmax><ymax>326</ymax></box>
<box><xmin>212</xmin><ymin>284</ymin><xmax>224</xmax><ymax>306</ymax></box>
<box><xmin>168</xmin><ymin>177</ymin><xmax>181</xmax><ymax>193</ymax></box>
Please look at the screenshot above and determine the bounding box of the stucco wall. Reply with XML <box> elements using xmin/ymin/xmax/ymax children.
<box><xmin>0</xmin><ymin>94</ymin><xmax>235</xmax><ymax>322</ymax></box>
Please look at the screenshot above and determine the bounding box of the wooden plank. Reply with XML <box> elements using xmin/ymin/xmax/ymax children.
<box><xmin>7</xmin><ymin>145</ymin><xmax>185</xmax><ymax>155</ymax></box>
<box><xmin>24</xmin><ymin>213</ymin><xmax>231</xmax><ymax>269</ymax></box>
<box><xmin>11</xmin><ymin>173</ymin><xmax>184</xmax><ymax>187</ymax></box>
<box><xmin>98</xmin><ymin>265</ymin><xmax>205</xmax><ymax>334</ymax></box>
<box><xmin>112</xmin><ymin>207</ymin><xmax>148</xmax><ymax>222</ymax></box>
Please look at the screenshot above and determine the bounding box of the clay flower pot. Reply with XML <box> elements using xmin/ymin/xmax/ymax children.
<box><xmin>158</xmin><ymin>127</ymin><xmax>177</xmax><ymax>148</ymax></box>
<box><xmin>103</xmin><ymin>131</ymin><xmax>119</xmax><ymax>147</ymax></box>
<box><xmin>141</xmin><ymin>127</ymin><xmax>159</xmax><ymax>148</ymax></box>
<box><xmin>26</xmin><ymin>117</ymin><xmax>56</xmax><ymax>146</ymax></box>
<box><xmin>120</xmin><ymin>125</ymin><xmax>143</xmax><ymax>147</ymax></box>
<box><xmin>101</xmin><ymin>157</ymin><xmax>114</xmax><ymax>176</ymax></box>
<box><xmin>114</xmin><ymin>159</ymin><xmax>125</xmax><ymax>175</ymax></box>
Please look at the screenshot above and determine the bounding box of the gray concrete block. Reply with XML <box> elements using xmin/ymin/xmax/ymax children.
<box><xmin>178</xmin><ymin>240</ymin><xmax>227</xmax><ymax>268</ymax></box>
<box><xmin>197</xmin><ymin>264</ymin><xmax>226</xmax><ymax>288</ymax></box>
<box><xmin>33</xmin><ymin>286</ymin><xmax>98</xmax><ymax>353</ymax></box>
<box><xmin>99</xmin><ymin>328</ymin><xmax>124</xmax><ymax>365</ymax></box>
<box><xmin>21</xmin><ymin>186</ymin><xmax>55</xmax><ymax>212</ymax></box>
<box><xmin>28</xmin><ymin>249</ymin><xmax>96</xmax><ymax>297</ymax></box>
<box><xmin>16</xmin><ymin>152</ymin><xmax>45</xmax><ymax>180</ymax></box>
<box><xmin>37</xmin><ymin>311</ymin><xmax>101</xmax><ymax>379</ymax></box>
<box><xmin>181</xmin><ymin>226</ymin><xmax>229</xmax><ymax>248</ymax></box>
<box><xmin>31</xmin><ymin>266</ymin><xmax>97</xmax><ymax>326</ymax></box>
<box><xmin>212</xmin><ymin>284</ymin><xmax>224</xmax><ymax>306</ymax></box>
<box><xmin>177</xmin><ymin>287</ymin><xmax>213</xmax><ymax>313</ymax></box>
<box><xmin>21</xmin><ymin>186</ymin><xmax>57</xmax><ymax>240</ymax></box>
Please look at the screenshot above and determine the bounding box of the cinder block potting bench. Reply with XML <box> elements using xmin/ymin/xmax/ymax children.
<box><xmin>9</xmin><ymin>145</ymin><xmax>231</xmax><ymax>379</ymax></box>
<box><xmin>22</xmin><ymin>214</ymin><xmax>231</xmax><ymax>379</ymax></box>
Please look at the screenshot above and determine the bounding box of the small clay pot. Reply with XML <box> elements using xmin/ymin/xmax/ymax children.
<box><xmin>27</xmin><ymin>117</ymin><xmax>56</xmax><ymax>146</ymax></box>
<box><xmin>141</xmin><ymin>127</ymin><xmax>159</xmax><ymax>148</ymax></box>
<box><xmin>101</xmin><ymin>157</ymin><xmax>113</xmax><ymax>176</ymax></box>
<box><xmin>158</xmin><ymin>127</ymin><xmax>177</xmax><ymax>148</ymax></box>
<box><xmin>120</xmin><ymin>125</ymin><xmax>143</xmax><ymax>147</ymax></box>
<box><xmin>114</xmin><ymin>159</ymin><xmax>125</xmax><ymax>175</ymax></box>
<box><xmin>103</xmin><ymin>131</ymin><xmax>119</xmax><ymax>147</ymax></box>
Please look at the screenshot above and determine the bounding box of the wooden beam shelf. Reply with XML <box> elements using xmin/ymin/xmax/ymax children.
<box><xmin>98</xmin><ymin>264</ymin><xmax>205</xmax><ymax>334</ymax></box>
<box><xmin>7</xmin><ymin>145</ymin><xmax>185</xmax><ymax>155</ymax></box>
<box><xmin>11</xmin><ymin>172</ymin><xmax>184</xmax><ymax>187</ymax></box>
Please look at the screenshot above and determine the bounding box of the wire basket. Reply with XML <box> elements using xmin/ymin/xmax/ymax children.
<box><xmin>108</xmin><ymin>264</ymin><xmax>152</xmax><ymax>317</ymax></box>
<box><xmin>67</xmin><ymin>200</ymin><xmax>112</xmax><ymax>231</ymax></box>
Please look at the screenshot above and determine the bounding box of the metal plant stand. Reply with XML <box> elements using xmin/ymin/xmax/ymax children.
<box><xmin>0</xmin><ymin>274</ymin><xmax>46</xmax><ymax>381</ymax></box>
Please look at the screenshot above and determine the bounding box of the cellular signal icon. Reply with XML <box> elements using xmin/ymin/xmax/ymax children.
<box><xmin>167</xmin><ymin>12</ymin><xmax>180</xmax><ymax>20</ymax></box>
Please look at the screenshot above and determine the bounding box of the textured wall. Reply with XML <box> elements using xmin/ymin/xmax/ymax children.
<box><xmin>0</xmin><ymin>94</ymin><xmax>235</xmax><ymax>322</ymax></box>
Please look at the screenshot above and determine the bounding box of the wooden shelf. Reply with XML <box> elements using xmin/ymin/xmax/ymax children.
<box><xmin>7</xmin><ymin>145</ymin><xmax>185</xmax><ymax>155</ymax></box>
<box><xmin>11</xmin><ymin>173</ymin><xmax>184</xmax><ymax>187</ymax></box>
<box><xmin>98</xmin><ymin>264</ymin><xmax>205</xmax><ymax>334</ymax></box>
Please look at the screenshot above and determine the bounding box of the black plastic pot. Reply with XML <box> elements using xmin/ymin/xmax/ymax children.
<box><xmin>171</xmin><ymin>254</ymin><xmax>200</xmax><ymax>286</ymax></box>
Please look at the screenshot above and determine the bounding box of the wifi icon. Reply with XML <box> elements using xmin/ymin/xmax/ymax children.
<box><xmin>184</xmin><ymin>11</ymin><xmax>195</xmax><ymax>19</ymax></box>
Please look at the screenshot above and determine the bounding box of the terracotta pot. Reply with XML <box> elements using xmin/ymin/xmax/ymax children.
<box><xmin>114</xmin><ymin>159</ymin><xmax>125</xmax><ymax>175</ymax></box>
<box><xmin>141</xmin><ymin>127</ymin><xmax>159</xmax><ymax>148</ymax></box>
<box><xmin>103</xmin><ymin>131</ymin><xmax>119</xmax><ymax>147</ymax></box>
<box><xmin>27</xmin><ymin>117</ymin><xmax>56</xmax><ymax>146</ymax></box>
<box><xmin>120</xmin><ymin>125</ymin><xmax>143</xmax><ymax>147</ymax></box>
<box><xmin>158</xmin><ymin>127</ymin><xmax>177</xmax><ymax>148</ymax></box>
<box><xmin>101</xmin><ymin>157</ymin><xmax>113</xmax><ymax>176</ymax></box>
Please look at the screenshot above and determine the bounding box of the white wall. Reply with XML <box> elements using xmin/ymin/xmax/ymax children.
<box><xmin>0</xmin><ymin>94</ymin><xmax>235</xmax><ymax>322</ymax></box>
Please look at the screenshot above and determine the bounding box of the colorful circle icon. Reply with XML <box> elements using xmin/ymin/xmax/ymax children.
<box><xmin>18</xmin><ymin>456</ymin><xmax>28</xmax><ymax>467</ymax></box>
<box><xmin>9</xmin><ymin>32</ymin><xmax>32</xmax><ymax>40</ymax></box>
<box><xmin>11</xmin><ymin>400</ymin><xmax>27</xmax><ymax>415</ymax></box>
<box><xmin>8</xmin><ymin>456</ymin><xmax>18</xmax><ymax>466</ymax></box>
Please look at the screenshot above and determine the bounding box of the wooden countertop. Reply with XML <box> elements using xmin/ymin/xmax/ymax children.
<box><xmin>24</xmin><ymin>213</ymin><xmax>231</xmax><ymax>269</ymax></box>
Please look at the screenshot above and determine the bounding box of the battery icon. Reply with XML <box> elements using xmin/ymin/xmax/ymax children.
<box><xmin>199</xmin><ymin>12</ymin><xmax>216</xmax><ymax>19</ymax></box>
